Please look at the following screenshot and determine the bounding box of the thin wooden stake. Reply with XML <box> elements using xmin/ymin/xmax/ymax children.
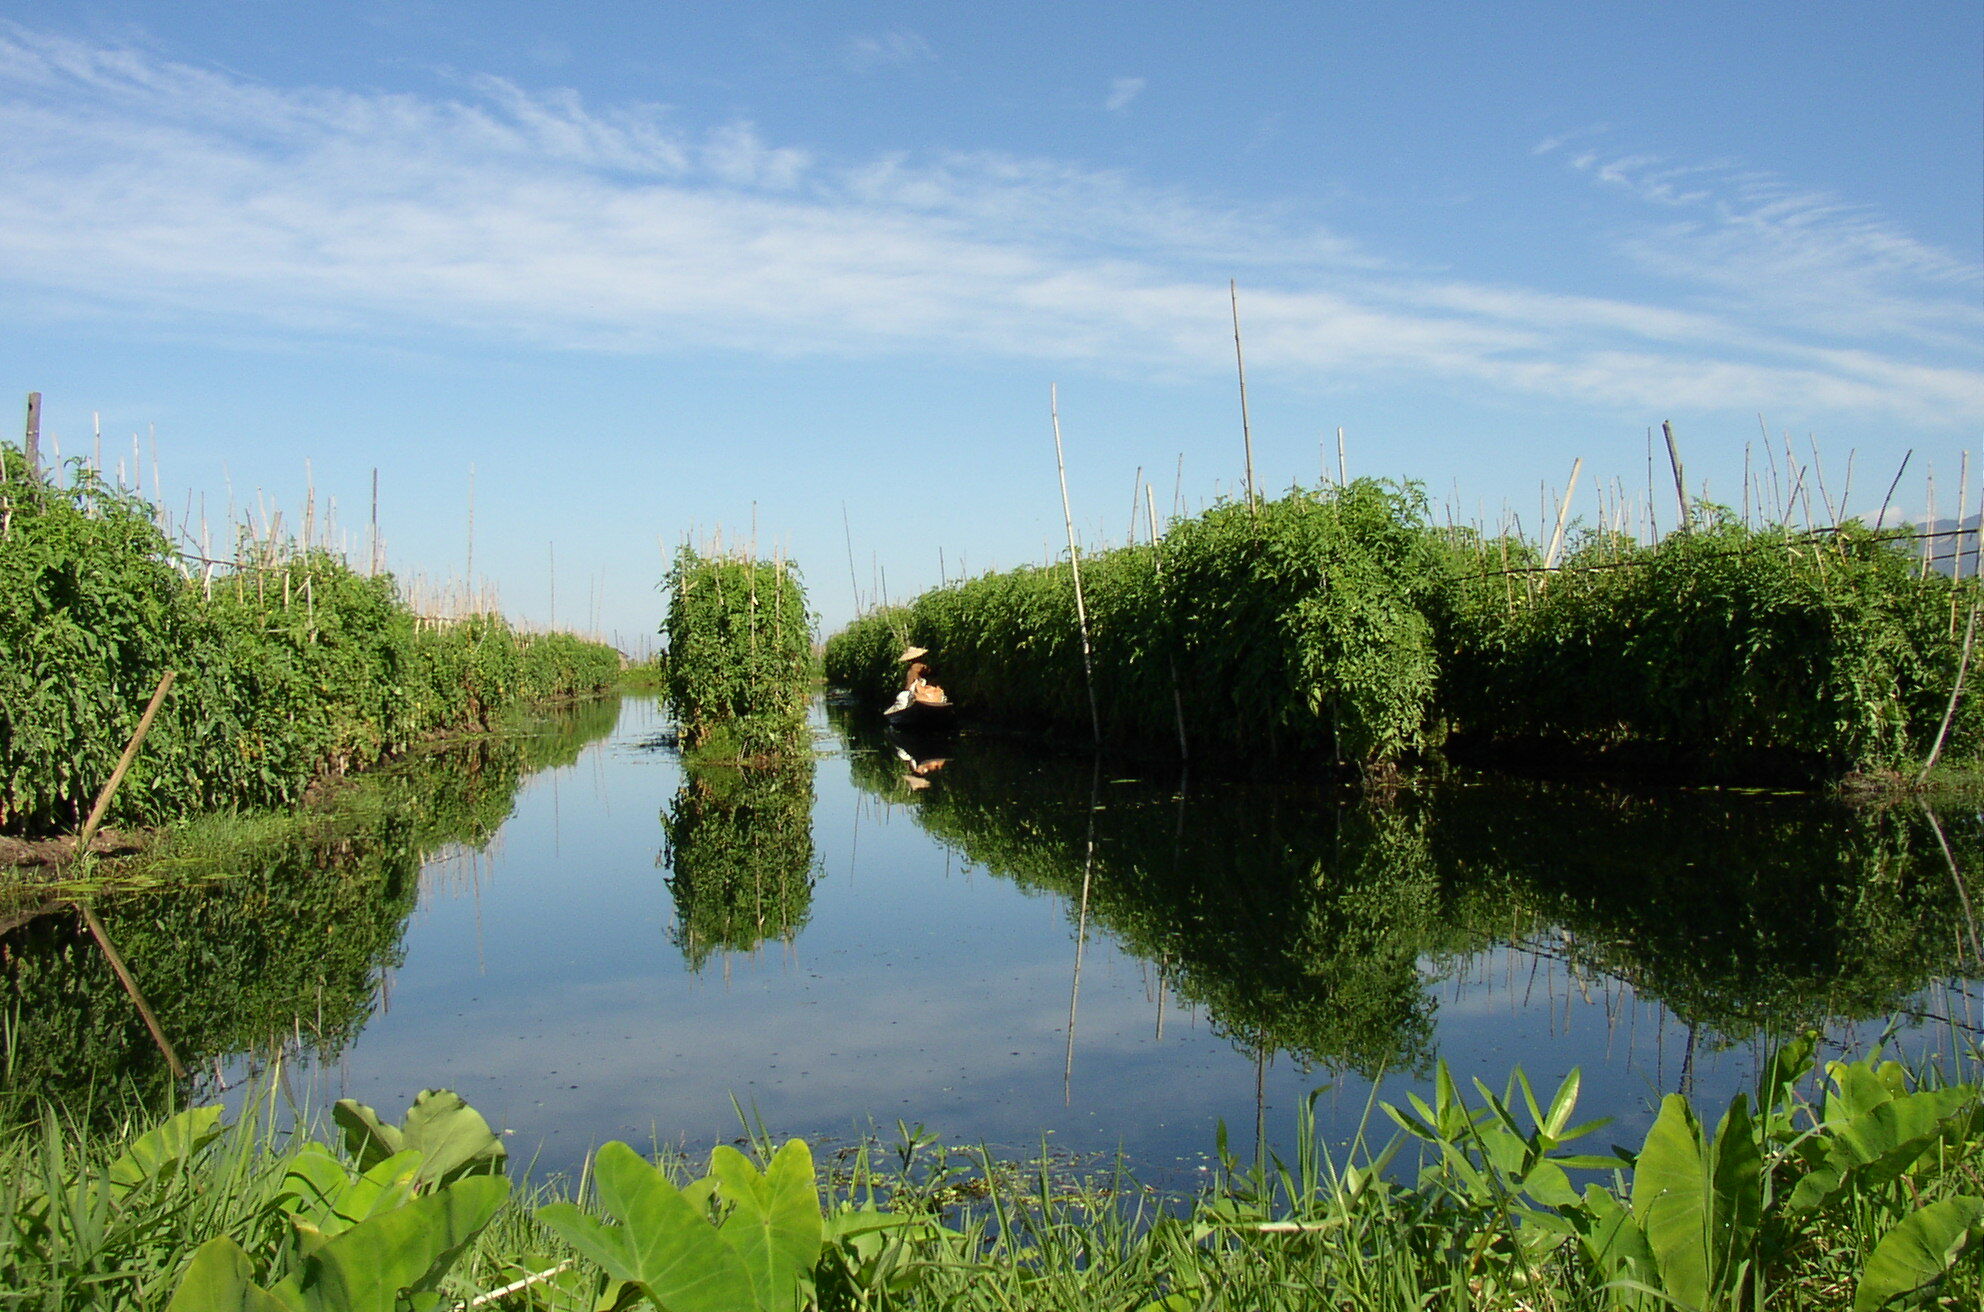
<box><xmin>23</xmin><ymin>391</ymin><xmax>40</xmax><ymax>479</ymax></box>
<box><xmin>76</xmin><ymin>671</ymin><xmax>176</xmax><ymax>854</ymax></box>
<box><xmin>1147</xmin><ymin>484</ymin><xmax>1189</xmax><ymax>762</ymax></box>
<box><xmin>1051</xmin><ymin>385</ymin><xmax>1102</xmax><ymax>747</ymax></box>
<box><xmin>1662</xmin><ymin>420</ymin><xmax>1691</xmax><ymax>531</ymax></box>
<box><xmin>1920</xmin><ymin>596</ymin><xmax>1979</xmax><ymax>783</ymax></box>
<box><xmin>1230</xmin><ymin>281</ymin><xmax>1258</xmax><ymax>514</ymax></box>
<box><xmin>1876</xmin><ymin>450</ymin><xmax>1913</xmax><ymax>531</ymax></box>
<box><xmin>68</xmin><ymin>668</ymin><xmax>185</xmax><ymax>1081</ymax></box>
<box><xmin>1543</xmin><ymin>458</ymin><xmax>1584</xmax><ymax>571</ymax></box>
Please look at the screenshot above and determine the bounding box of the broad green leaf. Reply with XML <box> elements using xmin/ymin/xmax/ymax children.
<box><xmin>165</xmin><ymin>1236</ymin><xmax>297</xmax><ymax>1312</ymax></box>
<box><xmin>1575</xmin><ymin>1185</ymin><xmax>1656</xmax><ymax>1294</ymax></box>
<box><xmin>710</xmin><ymin>1141</ymin><xmax>824</xmax><ymax>1312</ymax></box>
<box><xmin>1632</xmin><ymin>1094</ymin><xmax>1710</xmax><ymax>1310</ymax></box>
<box><xmin>296</xmin><ymin>1173</ymin><xmax>508</xmax><ymax>1312</ymax></box>
<box><xmin>333</xmin><ymin>1090</ymin><xmax>506</xmax><ymax>1188</ymax></box>
<box><xmin>1707</xmin><ymin>1094</ymin><xmax>1763</xmax><ymax>1291</ymax></box>
<box><xmin>283</xmin><ymin>1147</ymin><xmax>424</xmax><ymax>1252</ymax></box>
<box><xmin>332</xmin><ymin>1100</ymin><xmax>405</xmax><ymax>1171</ymax></box>
<box><xmin>539</xmin><ymin>1142</ymin><xmax>756</xmax><ymax>1312</ymax></box>
<box><xmin>1853</xmin><ymin>1196</ymin><xmax>1984</xmax><ymax>1312</ymax></box>
<box><xmin>1790</xmin><ymin>1086</ymin><xmax>1980</xmax><ymax>1214</ymax></box>
<box><xmin>397</xmin><ymin>1090</ymin><xmax>508</xmax><ymax>1185</ymax></box>
<box><xmin>108</xmin><ymin>1105</ymin><xmax>225</xmax><ymax>1194</ymax></box>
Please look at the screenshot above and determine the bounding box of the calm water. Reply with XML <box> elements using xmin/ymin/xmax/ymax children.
<box><xmin>7</xmin><ymin>692</ymin><xmax>1980</xmax><ymax>1184</ymax></box>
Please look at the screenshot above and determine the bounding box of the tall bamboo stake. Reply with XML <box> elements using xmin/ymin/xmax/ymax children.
<box><xmin>1920</xmin><ymin>595</ymin><xmax>1980</xmax><ymax>783</ymax></box>
<box><xmin>1876</xmin><ymin>450</ymin><xmax>1913</xmax><ymax>530</ymax></box>
<box><xmin>1051</xmin><ymin>385</ymin><xmax>1103</xmax><ymax>748</ymax></box>
<box><xmin>1543</xmin><ymin>458</ymin><xmax>1584</xmax><ymax>572</ymax></box>
<box><xmin>1229</xmin><ymin>281</ymin><xmax>1258</xmax><ymax>514</ymax></box>
<box><xmin>1958</xmin><ymin>452</ymin><xmax>1971</xmax><ymax>583</ymax></box>
<box><xmin>70</xmin><ymin>669</ymin><xmax>186</xmax><ymax>1080</ymax></box>
<box><xmin>1336</xmin><ymin>426</ymin><xmax>1347</xmax><ymax>486</ymax></box>
<box><xmin>1147</xmin><ymin>484</ymin><xmax>1189</xmax><ymax>762</ymax></box>
<box><xmin>1662</xmin><ymin>421</ymin><xmax>1691</xmax><ymax>531</ymax></box>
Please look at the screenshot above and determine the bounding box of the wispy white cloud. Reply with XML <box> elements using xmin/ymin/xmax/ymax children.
<box><xmin>1104</xmin><ymin>76</ymin><xmax>1145</xmax><ymax>113</ymax></box>
<box><xmin>1</xmin><ymin>25</ymin><xmax>1978</xmax><ymax>428</ymax></box>
<box><xmin>843</xmin><ymin>31</ymin><xmax>935</xmax><ymax>73</ymax></box>
<box><xmin>1561</xmin><ymin>147</ymin><xmax>1984</xmax><ymax>355</ymax></box>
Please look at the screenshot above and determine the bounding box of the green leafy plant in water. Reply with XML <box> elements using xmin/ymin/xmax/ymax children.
<box><xmin>662</xmin><ymin>546</ymin><xmax>814</xmax><ymax>759</ymax></box>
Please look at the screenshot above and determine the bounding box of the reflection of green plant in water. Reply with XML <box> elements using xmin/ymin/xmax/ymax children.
<box><xmin>0</xmin><ymin>700</ymin><xmax>624</xmax><ymax>1122</ymax></box>
<box><xmin>835</xmin><ymin>707</ymin><xmax>1979</xmax><ymax>1074</ymax></box>
<box><xmin>662</xmin><ymin>758</ymin><xmax>817</xmax><ymax>970</ymax></box>
<box><xmin>1425</xmin><ymin>782</ymin><xmax>1979</xmax><ymax>1038</ymax></box>
<box><xmin>837</xmin><ymin>717</ymin><xmax>1438</xmax><ymax>1076</ymax></box>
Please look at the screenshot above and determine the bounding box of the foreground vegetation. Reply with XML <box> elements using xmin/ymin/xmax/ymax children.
<box><xmin>662</xmin><ymin>545</ymin><xmax>814</xmax><ymax>758</ymax></box>
<box><xmin>3</xmin><ymin>1036</ymin><xmax>1978</xmax><ymax>1310</ymax></box>
<box><xmin>0</xmin><ymin>446</ymin><xmax>623</xmax><ymax>838</ymax></box>
<box><xmin>826</xmin><ymin>482</ymin><xmax>1980</xmax><ymax>781</ymax></box>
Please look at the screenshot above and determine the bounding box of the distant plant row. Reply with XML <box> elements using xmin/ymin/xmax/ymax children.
<box><xmin>826</xmin><ymin>480</ymin><xmax>1981</xmax><ymax>780</ymax></box>
<box><xmin>0</xmin><ymin>446</ymin><xmax>623</xmax><ymax>836</ymax></box>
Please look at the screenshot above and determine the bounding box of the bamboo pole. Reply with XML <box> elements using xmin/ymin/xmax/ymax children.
<box><xmin>76</xmin><ymin>671</ymin><xmax>176</xmax><ymax>855</ymax></box>
<box><xmin>70</xmin><ymin>669</ymin><xmax>186</xmax><ymax>1081</ymax></box>
<box><xmin>1876</xmin><ymin>450</ymin><xmax>1913</xmax><ymax>531</ymax></box>
<box><xmin>1336</xmin><ymin>426</ymin><xmax>1347</xmax><ymax>486</ymax></box>
<box><xmin>1147</xmin><ymin>484</ymin><xmax>1189</xmax><ymax>762</ymax></box>
<box><xmin>1662</xmin><ymin>421</ymin><xmax>1690</xmax><ymax>531</ymax></box>
<box><xmin>1051</xmin><ymin>385</ymin><xmax>1102</xmax><ymax>747</ymax></box>
<box><xmin>1229</xmin><ymin>281</ymin><xmax>1258</xmax><ymax>514</ymax></box>
<box><xmin>1543</xmin><ymin>458</ymin><xmax>1584</xmax><ymax>571</ymax></box>
<box><xmin>23</xmin><ymin>391</ymin><xmax>40</xmax><ymax>479</ymax></box>
<box><xmin>1920</xmin><ymin>596</ymin><xmax>1979</xmax><ymax>783</ymax></box>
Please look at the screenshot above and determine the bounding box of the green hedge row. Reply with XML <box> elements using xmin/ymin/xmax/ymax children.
<box><xmin>824</xmin><ymin>481</ymin><xmax>1979</xmax><ymax>779</ymax></box>
<box><xmin>0</xmin><ymin>447</ymin><xmax>623</xmax><ymax>836</ymax></box>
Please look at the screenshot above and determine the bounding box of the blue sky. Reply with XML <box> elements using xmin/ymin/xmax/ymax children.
<box><xmin>2</xmin><ymin>2</ymin><xmax>1979</xmax><ymax>643</ymax></box>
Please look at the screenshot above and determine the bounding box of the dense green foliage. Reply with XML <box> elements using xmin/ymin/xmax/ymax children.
<box><xmin>824</xmin><ymin>482</ymin><xmax>1978</xmax><ymax>779</ymax></box>
<box><xmin>661</xmin><ymin>756</ymin><xmax>817</xmax><ymax>969</ymax></box>
<box><xmin>0</xmin><ymin>699</ymin><xmax>626</xmax><ymax>1119</ymax></box>
<box><xmin>834</xmin><ymin>708</ymin><xmax>1975</xmax><ymax>1071</ymax></box>
<box><xmin>6</xmin><ymin>1041</ymin><xmax>1980</xmax><ymax>1310</ymax></box>
<box><xmin>662</xmin><ymin>547</ymin><xmax>814</xmax><ymax>756</ymax></box>
<box><xmin>0</xmin><ymin>448</ymin><xmax>622</xmax><ymax>836</ymax></box>
<box><xmin>1438</xmin><ymin>515</ymin><xmax>1981</xmax><ymax>777</ymax></box>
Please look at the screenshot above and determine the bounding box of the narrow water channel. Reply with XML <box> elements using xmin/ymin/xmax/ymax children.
<box><xmin>6</xmin><ymin>692</ymin><xmax>1979</xmax><ymax>1187</ymax></box>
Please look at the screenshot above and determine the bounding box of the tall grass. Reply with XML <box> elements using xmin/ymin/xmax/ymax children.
<box><xmin>825</xmin><ymin>481</ymin><xmax>1977</xmax><ymax>780</ymax></box>
<box><xmin>0</xmin><ymin>446</ymin><xmax>622</xmax><ymax>836</ymax></box>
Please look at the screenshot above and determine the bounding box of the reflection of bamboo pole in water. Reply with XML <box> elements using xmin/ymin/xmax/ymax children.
<box><xmin>1064</xmin><ymin>761</ymin><xmax>1101</xmax><ymax>1105</ymax></box>
<box><xmin>1678</xmin><ymin>1022</ymin><xmax>1697</xmax><ymax>1098</ymax></box>
<box><xmin>1920</xmin><ymin>803</ymin><xmax>1983</xmax><ymax>965</ymax></box>
<box><xmin>1254</xmin><ymin>1042</ymin><xmax>1268</xmax><ymax>1169</ymax></box>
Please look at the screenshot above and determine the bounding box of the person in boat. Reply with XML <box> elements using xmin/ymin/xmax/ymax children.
<box><xmin>885</xmin><ymin>646</ymin><xmax>943</xmax><ymax>716</ymax></box>
<box><xmin>901</xmin><ymin>646</ymin><xmax>934</xmax><ymax>691</ymax></box>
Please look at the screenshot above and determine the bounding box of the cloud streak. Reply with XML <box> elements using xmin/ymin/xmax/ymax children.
<box><xmin>2</xmin><ymin>25</ymin><xmax>1979</xmax><ymax>427</ymax></box>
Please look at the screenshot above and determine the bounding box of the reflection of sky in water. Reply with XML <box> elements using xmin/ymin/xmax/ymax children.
<box><xmin>270</xmin><ymin>696</ymin><xmax>1982</xmax><ymax>1186</ymax></box>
